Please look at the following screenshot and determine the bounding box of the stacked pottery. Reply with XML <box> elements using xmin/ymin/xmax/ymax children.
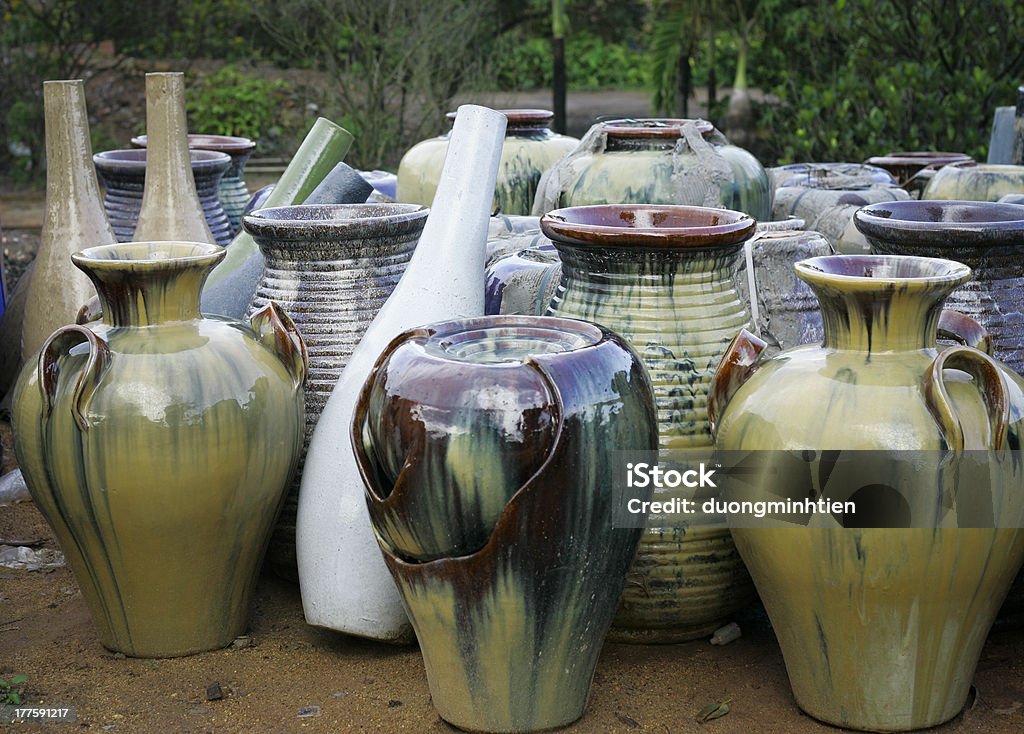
<box><xmin>133</xmin><ymin>133</ymin><xmax>256</xmax><ymax>235</ymax></box>
<box><xmin>296</xmin><ymin>105</ymin><xmax>507</xmax><ymax>643</ymax></box>
<box><xmin>533</xmin><ymin>118</ymin><xmax>771</xmax><ymax>221</ymax></box>
<box><xmin>12</xmin><ymin>241</ymin><xmax>306</xmax><ymax>657</ymax></box>
<box><xmin>397</xmin><ymin>108</ymin><xmax>578</xmax><ymax>215</ymax></box>
<box><xmin>354</xmin><ymin>315</ymin><xmax>658</xmax><ymax>732</ymax></box>
<box><xmin>242</xmin><ymin>203</ymin><xmax>428</xmax><ymax>580</ymax></box>
<box><xmin>541</xmin><ymin>204</ymin><xmax>757</xmax><ymax>642</ymax></box>
<box><xmin>710</xmin><ymin>254</ymin><xmax>1024</xmax><ymax>731</ymax></box>
<box><xmin>94</xmin><ymin>148</ymin><xmax>233</xmax><ymax>245</ymax></box>
<box><xmin>921</xmin><ymin>161</ymin><xmax>1024</xmax><ymax>201</ymax></box>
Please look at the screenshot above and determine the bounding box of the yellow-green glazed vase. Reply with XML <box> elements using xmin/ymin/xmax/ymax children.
<box><xmin>12</xmin><ymin>242</ymin><xmax>307</xmax><ymax>658</ymax></box>
<box><xmin>353</xmin><ymin>315</ymin><xmax>658</xmax><ymax>732</ymax></box>
<box><xmin>710</xmin><ymin>254</ymin><xmax>1024</xmax><ymax>731</ymax></box>
<box><xmin>921</xmin><ymin>161</ymin><xmax>1024</xmax><ymax>201</ymax></box>
<box><xmin>540</xmin><ymin>204</ymin><xmax>759</xmax><ymax>643</ymax></box>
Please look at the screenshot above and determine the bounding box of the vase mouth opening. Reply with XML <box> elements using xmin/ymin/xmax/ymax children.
<box><xmin>93</xmin><ymin>148</ymin><xmax>231</xmax><ymax>170</ymax></box>
<box><xmin>774</xmin><ymin>162</ymin><xmax>896</xmax><ymax>189</ymax></box>
<box><xmin>795</xmin><ymin>254</ymin><xmax>971</xmax><ymax>290</ymax></box>
<box><xmin>871</xmin><ymin>151</ymin><xmax>971</xmax><ymax>162</ymax></box>
<box><xmin>242</xmin><ymin>203</ymin><xmax>429</xmax><ymax>240</ymax></box>
<box><xmin>854</xmin><ymin>200</ymin><xmax>1024</xmax><ymax>247</ymax></box>
<box><xmin>72</xmin><ymin>241</ymin><xmax>226</xmax><ymax>271</ymax></box>
<box><xmin>600</xmin><ymin>118</ymin><xmax>714</xmax><ymax>139</ymax></box>
<box><xmin>423</xmin><ymin>315</ymin><xmax>604</xmax><ymax>365</ymax></box>
<box><xmin>541</xmin><ymin>204</ymin><xmax>755</xmax><ymax>248</ymax></box>
<box><xmin>131</xmin><ymin>133</ymin><xmax>257</xmax><ymax>154</ymax></box>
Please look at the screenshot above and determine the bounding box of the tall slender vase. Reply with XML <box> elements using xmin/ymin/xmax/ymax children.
<box><xmin>22</xmin><ymin>80</ymin><xmax>116</xmax><ymax>360</ymax></box>
<box><xmin>296</xmin><ymin>104</ymin><xmax>507</xmax><ymax>642</ymax></box>
<box><xmin>540</xmin><ymin>204</ymin><xmax>758</xmax><ymax>643</ymax></box>
<box><xmin>242</xmin><ymin>203</ymin><xmax>428</xmax><ymax>580</ymax></box>
<box><xmin>134</xmin><ymin>73</ymin><xmax>215</xmax><ymax>244</ymax></box>
<box><xmin>202</xmin><ymin>117</ymin><xmax>355</xmax><ymax>319</ymax></box>
<box><xmin>12</xmin><ymin>241</ymin><xmax>306</xmax><ymax>657</ymax></box>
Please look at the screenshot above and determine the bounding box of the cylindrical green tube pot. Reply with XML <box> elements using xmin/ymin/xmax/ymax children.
<box><xmin>12</xmin><ymin>242</ymin><xmax>307</xmax><ymax>657</ymax></box>
<box><xmin>710</xmin><ymin>254</ymin><xmax>1024</xmax><ymax>731</ymax></box>
<box><xmin>541</xmin><ymin>204</ymin><xmax>758</xmax><ymax>643</ymax></box>
<box><xmin>353</xmin><ymin>315</ymin><xmax>658</xmax><ymax>732</ymax></box>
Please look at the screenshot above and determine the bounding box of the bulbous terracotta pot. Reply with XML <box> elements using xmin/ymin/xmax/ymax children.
<box><xmin>533</xmin><ymin>118</ymin><xmax>771</xmax><ymax>221</ymax></box>
<box><xmin>541</xmin><ymin>203</ymin><xmax>758</xmax><ymax>643</ymax></box>
<box><xmin>921</xmin><ymin>161</ymin><xmax>1024</xmax><ymax>201</ymax></box>
<box><xmin>12</xmin><ymin>242</ymin><xmax>306</xmax><ymax>657</ymax></box>
<box><xmin>354</xmin><ymin>315</ymin><xmax>658</xmax><ymax>732</ymax></box>
<box><xmin>710</xmin><ymin>253</ymin><xmax>1024</xmax><ymax>731</ymax></box>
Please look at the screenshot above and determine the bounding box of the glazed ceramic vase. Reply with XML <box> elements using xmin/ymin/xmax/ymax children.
<box><xmin>540</xmin><ymin>204</ymin><xmax>758</xmax><ymax>643</ymax></box>
<box><xmin>12</xmin><ymin>241</ymin><xmax>306</xmax><ymax>657</ymax></box>
<box><xmin>397</xmin><ymin>109</ymin><xmax>578</xmax><ymax>215</ymax></box>
<box><xmin>921</xmin><ymin>161</ymin><xmax>1024</xmax><ymax>201</ymax></box>
<box><xmin>133</xmin><ymin>73</ymin><xmax>216</xmax><ymax>245</ymax></box>
<box><xmin>94</xmin><ymin>148</ymin><xmax>233</xmax><ymax>245</ymax></box>
<box><xmin>242</xmin><ymin>203</ymin><xmax>428</xmax><ymax>580</ymax></box>
<box><xmin>202</xmin><ymin>117</ymin><xmax>355</xmax><ymax>319</ymax></box>
<box><xmin>710</xmin><ymin>254</ymin><xmax>1024</xmax><ymax>731</ymax></box>
<box><xmin>133</xmin><ymin>133</ymin><xmax>256</xmax><ymax>236</ymax></box>
<box><xmin>296</xmin><ymin>104</ymin><xmax>507</xmax><ymax>643</ymax></box>
<box><xmin>355</xmin><ymin>315</ymin><xmax>658</xmax><ymax>732</ymax></box>
<box><xmin>864</xmin><ymin>151</ymin><xmax>973</xmax><ymax>195</ymax></box>
<box><xmin>532</xmin><ymin>118</ymin><xmax>771</xmax><ymax>221</ymax></box>
<box><xmin>22</xmin><ymin>80</ymin><xmax>116</xmax><ymax>362</ymax></box>
<box><xmin>768</xmin><ymin>162</ymin><xmax>896</xmax><ymax>190</ymax></box>
<box><xmin>485</xmin><ymin>239</ymin><xmax>560</xmax><ymax>317</ymax></box>
<box><xmin>855</xmin><ymin>200</ymin><xmax>1024</xmax><ymax>374</ymax></box>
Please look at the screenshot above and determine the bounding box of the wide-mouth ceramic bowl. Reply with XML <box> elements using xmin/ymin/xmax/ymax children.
<box><xmin>854</xmin><ymin>199</ymin><xmax>1024</xmax><ymax>248</ymax></box>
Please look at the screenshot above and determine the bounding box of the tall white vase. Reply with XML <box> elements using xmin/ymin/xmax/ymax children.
<box><xmin>296</xmin><ymin>105</ymin><xmax>507</xmax><ymax>642</ymax></box>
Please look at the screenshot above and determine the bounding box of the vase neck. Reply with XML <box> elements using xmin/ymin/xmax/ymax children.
<box><xmin>74</xmin><ymin>243</ymin><xmax>224</xmax><ymax>327</ymax></box>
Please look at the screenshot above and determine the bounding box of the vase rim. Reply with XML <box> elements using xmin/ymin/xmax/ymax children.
<box><xmin>417</xmin><ymin>315</ymin><xmax>605</xmax><ymax>365</ymax></box>
<box><xmin>795</xmin><ymin>254</ymin><xmax>971</xmax><ymax>291</ymax></box>
<box><xmin>72</xmin><ymin>241</ymin><xmax>225</xmax><ymax>271</ymax></box>
<box><xmin>867</xmin><ymin>151</ymin><xmax>972</xmax><ymax>164</ymax></box>
<box><xmin>936</xmin><ymin>161</ymin><xmax>1024</xmax><ymax>174</ymax></box>
<box><xmin>773</xmin><ymin>161</ymin><xmax>897</xmax><ymax>187</ymax></box>
<box><xmin>854</xmin><ymin>200</ymin><xmax>1024</xmax><ymax>247</ymax></box>
<box><xmin>599</xmin><ymin>118</ymin><xmax>714</xmax><ymax>139</ymax></box>
<box><xmin>242</xmin><ymin>203</ymin><xmax>428</xmax><ymax>241</ymax></box>
<box><xmin>131</xmin><ymin>133</ymin><xmax>257</xmax><ymax>153</ymax></box>
<box><xmin>540</xmin><ymin>204</ymin><xmax>755</xmax><ymax>249</ymax></box>
<box><xmin>94</xmin><ymin>148</ymin><xmax>231</xmax><ymax>170</ymax></box>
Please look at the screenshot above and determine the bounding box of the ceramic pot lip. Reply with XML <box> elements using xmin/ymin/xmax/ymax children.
<box><xmin>936</xmin><ymin>161</ymin><xmax>1024</xmax><ymax>175</ymax></box>
<box><xmin>773</xmin><ymin>161</ymin><xmax>897</xmax><ymax>188</ymax></box>
<box><xmin>93</xmin><ymin>148</ymin><xmax>232</xmax><ymax>171</ymax></box>
<box><xmin>599</xmin><ymin>118</ymin><xmax>715</xmax><ymax>139</ymax></box>
<box><xmin>445</xmin><ymin>108</ymin><xmax>556</xmax><ymax>135</ymax></box>
<box><xmin>794</xmin><ymin>254</ymin><xmax>971</xmax><ymax>291</ymax></box>
<box><xmin>866</xmin><ymin>151</ymin><xmax>972</xmax><ymax>166</ymax></box>
<box><xmin>415</xmin><ymin>315</ymin><xmax>606</xmax><ymax>365</ymax></box>
<box><xmin>131</xmin><ymin>133</ymin><xmax>256</xmax><ymax>154</ymax></box>
<box><xmin>72</xmin><ymin>241</ymin><xmax>226</xmax><ymax>272</ymax></box>
<box><xmin>854</xmin><ymin>199</ymin><xmax>1024</xmax><ymax>247</ymax></box>
<box><xmin>1000</xmin><ymin>194</ymin><xmax>1024</xmax><ymax>205</ymax></box>
<box><xmin>540</xmin><ymin>204</ymin><xmax>756</xmax><ymax>249</ymax></box>
<box><xmin>242</xmin><ymin>203</ymin><xmax>429</xmax><ymax>241</ymax></box>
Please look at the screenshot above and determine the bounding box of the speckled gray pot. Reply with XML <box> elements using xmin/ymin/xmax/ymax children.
<box><xmin>94</xmin><ymin>148</ymin><xmax>233</xmax><ymax>246</ymax></box>
<box><xmin>241</xmin><ymin>203</ymin><xmax>427</xmax><ymax>580</ymax></box>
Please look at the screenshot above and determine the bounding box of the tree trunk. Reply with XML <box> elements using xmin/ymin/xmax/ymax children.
<box><xmin>552</xmin><ymin>36</ymin><xmax>567</xmax><ymax>134</ymax></box>
<box><xmin>678</xmin><ymin>45</ymin><xmax>691</xmax><ymax>119</ymax></box>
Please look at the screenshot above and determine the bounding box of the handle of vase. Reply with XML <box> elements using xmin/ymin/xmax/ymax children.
<box><xmin>75</xmin><ymin>295</ymin><xmax>103</xmax><ymax>325</ymax></box>
<box><xmin>924</xmin><ymin>346</ymin><xmax>1009</xmax><ymax>455</ymax></box>
<box><xmin>250</xmin><ymin>302</ymin><xmax>308</xmax><ymax>392</ymax></box>
<box><xmin>937</xmin><ymin>310</ymin><xmax>991</xmax><ymax>354</ymax></box>
<box><xmin>38</xmin><ymin>325</ymin><xmax>111</xmax><ymax>432</ymax></box>
<box><xmin>709</xmin><ymin>328</ymin><xmax>768</xmax><ymax>438</ymax></box>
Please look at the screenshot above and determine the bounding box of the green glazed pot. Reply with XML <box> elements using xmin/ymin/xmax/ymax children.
<box><xmin>354</xmin><ymin>315</ymin><xmax>658</xmax><ymax>732</ymax></box>
<box><xmin>541</xmin><ymin>204</ymin><xmax>758</xmax><ymax>643</ymax></box>
<box><xmin>12</xmin><ymin>242</ymin><xmax>307</xmax><ymax>657</ymax></box>
<box><xmin>710</xmin><ymin>254</ymin><xmax>1024</xmax><ymax>731</ymax></box>
<box><xmin>533</xmin><ymin>119</ymin><xmax>771</xmax><ymax>221</ymax></box>
<box><xmin>921</xmin><ymin>161</ymin><xmax>1024</xmax><ymax>201</ymax></box>
<box><xmin>397</xmin><ymin>109</ymin><xmax>578</xmax><ymax>215</ymax></box>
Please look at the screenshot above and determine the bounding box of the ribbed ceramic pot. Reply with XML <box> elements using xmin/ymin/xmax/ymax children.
<box><xmin>94</xmin><ymin>148</ymin><xmax>233</xmax><ymax>245</ymax></box>
<box><xmin>354</xmin><ymin>315</ymin><xmax>658</xmax><ymax>732</ymax></box>
<box><xmin>540</xmin><ymin>204</ymin><xmax>758</xmax><ymax>642</ymax></box>
<box><xmin>397</xmin><ymin>109</ymin><xmax>578</xmax><ymax>215</ymax></box>
<box><xmin>533</xmin><ymin>119</ymin><xmax>771</xmax><ymax>221</ymax></box>
<box><xmin>710</xmin><ymin>254</ymin><xmax>1024</xmax><ymax>731</ymax></box>
<box><xmin>11</xmin><ymin>241</ymin><xmax>306</xmax><ymax>657</ymax></box>
<box><xmin>133</xmin><ymin>133</ymin><xmax>256</xmax><ymax>235</ymax></box>
<box><xmin>922</xmin><ymin>162</ymin><xmax>1024</xmax><ymax>201</ymax></box>
<box><xmin>855</xmin><ymin>200</ymin><xmax>1024</xmax><ymax>374</ymax></box>
<box><xmin>243</xmin><ymin>203</ymin><xmax>427</xmax><ymax>581</ymax></box>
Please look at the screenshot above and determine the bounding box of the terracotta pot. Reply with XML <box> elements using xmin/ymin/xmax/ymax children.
<box><xmin>12</xmin><ymin>242</ymin><xmax>306</xmax><ymax>657</ymax></box>
<box><xmin>296</xmin><ymin>105</ymin><xmax>507</xmax><ymax>643</ymax></box>
<box><xmin>921</xmin><ymin>161</ymin><xmax>1024</xmax><ymax>201</ymax></box>
<box><xmin>133</xmin><ymin>133</ymin><xmax>256</xmax><ymax>236</ymax></box>
<box><xmin>710</xmin><ymin>254</ymin><xmax>1024</xmax><ymax>731</ymax></box>
<box><xmin>533</xmin><ymin>118</ymin><xmax>771</xmax><ymax>221</ymax></box>
<box><xmin>354</xmin><ymin>315</ymin><xmax>657</xmax><ymax>732</ymax></box>
<box><xmin>241</xmin><ymin>203</ymin><xmax>427</xmax><ymax>581</ymax></box>
<box><xmin>94</xmin><ymin>148</ymin><xmax>233</xmax><ymax>246</ymax></box>
<box><xmin>541</xmin><ymin>203</ymin><xmax>758</xmax><ymax>642</ymax></box>
<box><xmin>397</xmin><ymin>108</ymin><xmax>578</xmax><ymax>215</ymax></box>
